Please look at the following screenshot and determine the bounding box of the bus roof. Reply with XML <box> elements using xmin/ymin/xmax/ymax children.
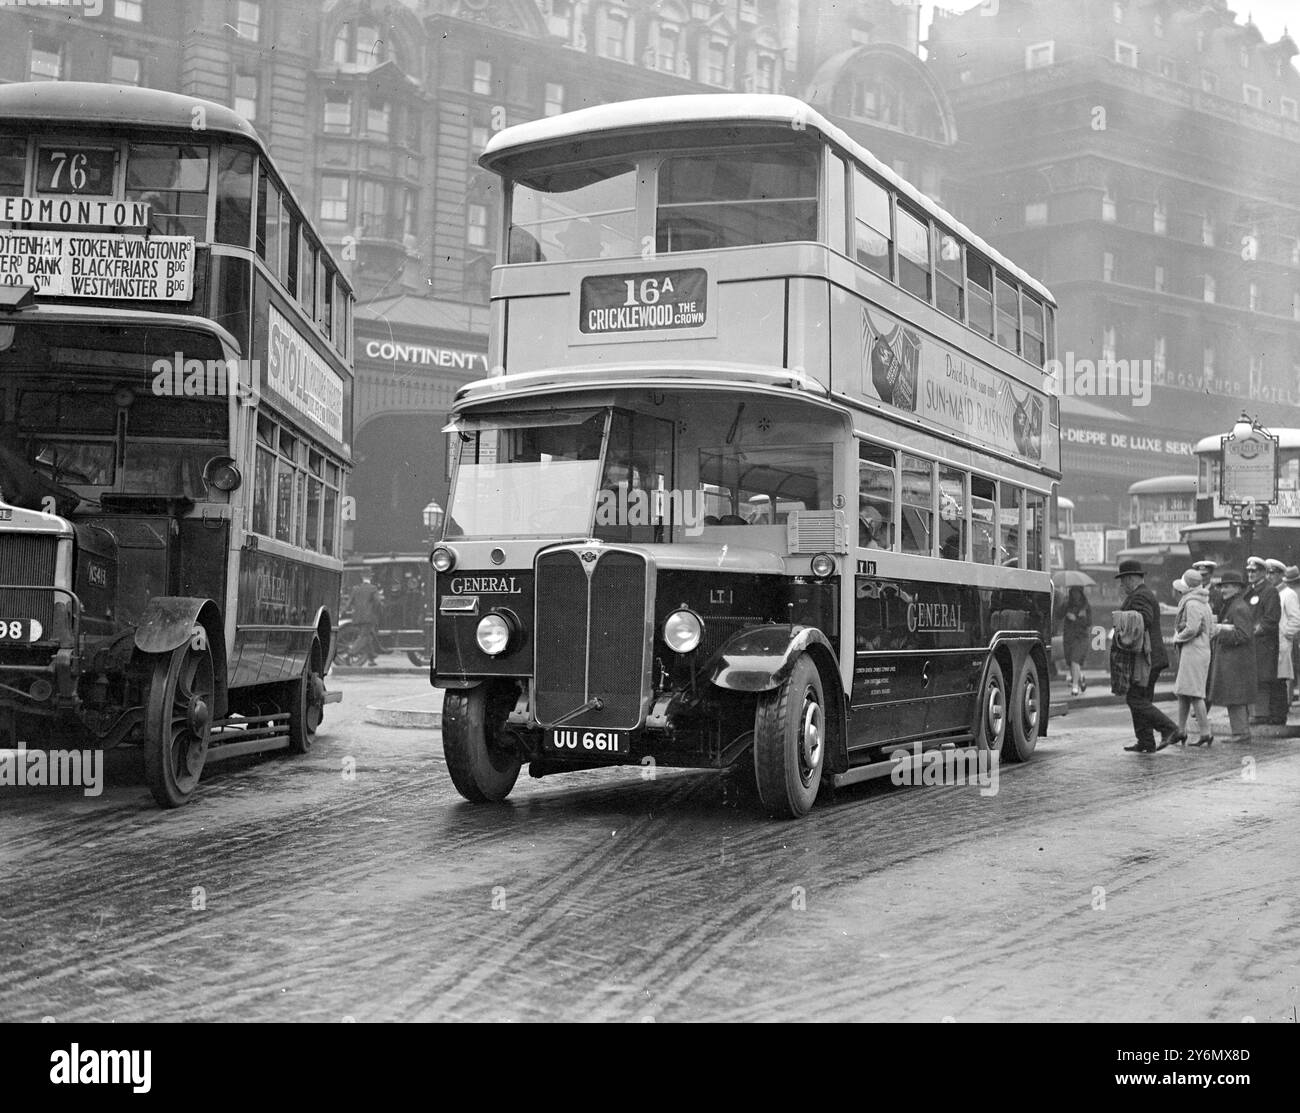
<box><xmin>0</xmin><ymin>81</ymin><xmax>260</xmax><ymax>143</ymax></box>
<box><xmin>1195</xmin><ymin>429</ymin><xmax>1300</xmax><ymax>453</ymax></box>
<box><xmin>481</xmin><ymin>94</ymin><xmax>1055</xmax><ymax>306</ymax></box>
<box><xmin>1128</xmin><ymin>475</ymin><xmax>1197</xmax><ymax>494</ymax></box>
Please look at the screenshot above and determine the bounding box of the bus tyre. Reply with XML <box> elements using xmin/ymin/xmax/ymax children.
<box><xmin>144</xmin><ymin>643</ymin><xmax>215</xmax><ymax>809</ymax></box>
<box><xmin>977</xmin><ymin>660</ymin><xmax>1008</xmax><ymax>759</ymax></box>
<box><xmin>288</xmin><ymin>638</ymin><xmax>326</xmax><ymax>754</ymax></box>
<box><xmin>442</xmin><ymin>685</ymin><xmax>521</xmax><ymax>803</ymax></box>
<box><xmin>1007</xmin><ymin>657</ymin><xmax>1042</xmax><ymax>763</ymax></box>
<box><xmin>753</xmin><ymin>653</ymin><xmax>825</xmax><ymax>819</ymax></box>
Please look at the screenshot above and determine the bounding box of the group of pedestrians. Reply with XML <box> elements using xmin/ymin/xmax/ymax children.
<box><xmin>1108</xmin><ymin>555</ymin><xmax>1300</xmax><ymax>752</ymax></box>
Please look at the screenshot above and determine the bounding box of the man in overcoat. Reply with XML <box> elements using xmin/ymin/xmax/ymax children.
<box><xmin>1117</xmin><ymin>559</ymin><xmax>1184</xmax><ymax>752</ymax></box>
<box><xmin>1245</xmin><ymin>556</ymin><xmax>1282</xmax><ymax>724</ymax></box>
<box><xmin>1207</xmin><ymin>570</ymin><xmax>1257</xmax><ymax>743</ymax></box>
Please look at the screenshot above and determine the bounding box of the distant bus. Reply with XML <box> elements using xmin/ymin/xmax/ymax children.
<box><xmin>1116</xmin><ymin>475</ymin><xmax>1195</xmax><ymax>605</ymax></box>
<box><xmin>0</xmin><ymin>83</ymin><xmax>353</xmax><ymax>806</ymax></box>
<box><xmin>430</xmin><ymin>95</ymin><xmax>1061</xmax><ymax>817</ymax></box>
<box><xmin>1186</xmin><ymin>429</ymin><xmax>1300</xmax><ymax>570</ymax></box>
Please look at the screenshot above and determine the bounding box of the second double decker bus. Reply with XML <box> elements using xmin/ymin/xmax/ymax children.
<box><xmin>431</xmin><ymin>95</ymin><xmax>1060</xmax><ymax>817</ymax></box>
<box><xmin>0</xmin><ymin>83</ymin><xmax>354</xmax><ymax>806</ymax></box>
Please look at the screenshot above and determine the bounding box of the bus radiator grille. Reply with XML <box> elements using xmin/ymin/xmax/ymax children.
<box><xmin>534</xmin><ymin>548</ymin><xmax>647</xmax><ymax>730</ymax></box>
<box><xmin>0</xmin><ymin>534</ymin><xmax>58</xmax><ymax>639</ymax></box>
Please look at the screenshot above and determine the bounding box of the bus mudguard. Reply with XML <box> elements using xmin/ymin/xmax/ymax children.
<box><xmin>133</xmin><ymin>597</ymin><xmax>228</xmax><ymax>717</ymax></box>
<box><xmin>710</xmin><ymin>624</ymin><xmax>848</xmax><ymax>774</ymax></box>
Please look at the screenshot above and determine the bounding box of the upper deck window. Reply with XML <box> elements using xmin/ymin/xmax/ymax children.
<box><xmin>936</xmin><ymin>231</ymin><xmax>963</xmax><ymax>322</ymax></box>
<box><xmin>508</xmin><ymin>162</ymin><xmax>637</xmax><ymax>263</ymax></box>
<box><xmin>966</xmin><ymin>252</ymin><xmax>994</xmax><ymax>339</ymax></box>
<box><xmin>655</xmin><ymin>146</ymin><xmax>817</xmax><ymax>253</ymax></box>
<box><xmin>0</xmin><ymin>138</ymin><xmax>25</xmax><ymax>193</ymax></box>
<box><xmin>895</xmin><ymin>205</ymin><xmax>931</xmax><ymax>302</ymax></box>
<box><xmin>214</xmin><ymin>146</ymin><xmax>254</xmax><ymax>247</ymax></box>
<box><xmin>995</xmin><ymin>272</ymin><xmax>1021</xmax><ymax>354</ymax></box>
<box><xmin>126</xmin><ymin>144</ymin><xmax>210</xmax><ymax>239</ymax></box>
<box><xmin>853</xmin><ymin>168</ymin><xmax>892</xmax><ymax>280</ymax></box>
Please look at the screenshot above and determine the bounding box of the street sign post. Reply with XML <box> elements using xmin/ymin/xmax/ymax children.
<box><xmin>1221</xmin><ymin>415</ymin><xmax>1279</xmax><ymax>562</ymax></box>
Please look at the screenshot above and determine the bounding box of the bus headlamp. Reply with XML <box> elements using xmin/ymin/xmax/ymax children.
<box><xmin>430</xmin><ymin>546</ymin><xmax>456</xmax><ymax>574</ymax></box>
<box><xmin>203</xmin><ymin>455</ymin><xmax>241</xmax><ymax>492</ymax></box>
<box><xmin>810</xmin><ymin>553</ymin><xmax>837</xmax><ymax>579</ymax></box>
<box><xmin>476</xmin><ymin>612</ymin><xmax>516</xmax><ymax>656</ymax></box>
<box><xmin>663</xmin><ymin>609</ymin><xmax>703</xmax><ymax>654</ymax></box>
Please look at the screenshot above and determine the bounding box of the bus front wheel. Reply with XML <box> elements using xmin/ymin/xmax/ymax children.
<box><xmin>1006</xmin><ymin>657</ymin><xmax>1042</xmax><ymax>763</ymax></box>
<box><xmin>977</xmin><ymin>660</ymin><xmax>1008</xmax><ymax>759</ymax></box>
<box><xmin>753</xmin><ymin>653</ymin><xmax>825</xmax><ymax>819</ymax></box>
<box><xmin>144</xmin><ymin>643</ymin><xmax>214</xmax><ymax>808</ymax></box>
<box><xmin>442</xmin><ymin>684</ymin><xmax>521</xmax><ymax>803</ymax></box>
<box><xmin>288</xmin><ymin>638</ymin><xmax>326</xmax><ymax>754</ymax></box>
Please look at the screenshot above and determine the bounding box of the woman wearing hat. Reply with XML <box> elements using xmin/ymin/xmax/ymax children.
<box><xmin>1171</xmin><ymin>569</ymin><xmax>1213</xmax><ymax>745</ymax></box>
<box><xmin>1206</xmin><ymin>570</ymin><xmax>1257</xmax><ymax>744</ymax></box>
<box><xmin>1279</xmin><ymin>566</ymin><xmax>1300</xmax><ymax>703</ymax></box>
<box><xmin>1062</xmin><ymin>585</ymin><xmax>1091</xmax><ymax>696</ymax></box>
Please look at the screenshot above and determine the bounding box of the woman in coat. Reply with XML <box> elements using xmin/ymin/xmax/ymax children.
<box><xmin>1062</xmin><ymin>585</ymin><xmax>1092</xmax><ymax>696</ymax></box>
<box><xmin>1172</xmin><ymin>568</ymin><xmax>1213</xmax><ymax>745</ymax></box>
<box><xmin>1206</xmin><ymin>570</ymin><xmax>1257</xmax><ymax>744</ymax></box>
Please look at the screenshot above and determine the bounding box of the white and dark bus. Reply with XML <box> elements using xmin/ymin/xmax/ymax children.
<box><xmin>429</xmin><ymin>95</ymin><xmax>1061</xmax><ymax>817</ymax></box>
<box><xmin>0</xmin><ymin>83</ymin><xmax>354</xmax><ymax>806</ymax></box>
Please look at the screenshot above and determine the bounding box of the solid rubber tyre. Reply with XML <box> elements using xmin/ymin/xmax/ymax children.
<box><xmin>753</xmin><ymin>653</ymin><xmax>826</xmax><ymax>819</ymax></box>
<box><xmin>143</xmin><ymin>643</ymin><xmax>214</xmax><ymax>808</ymax></box>
<box><xmin>442</xmin><ymin>685</ymin><xmax>521</xmax><ymax>803</ymax></box>
<box><xmin>1006</xmin><ymin>656</ymin><xmax>1042</xmax><ymax>763</ymax></box>
<box><xmin>288</xmin><ymin>638</ymin><xmax>326</xmax><ymax>754</ymax></box>
<box><xmin>976</xmin><ymin>659</ymin><xmax>1008</xmax><ymax>760</ymax></box>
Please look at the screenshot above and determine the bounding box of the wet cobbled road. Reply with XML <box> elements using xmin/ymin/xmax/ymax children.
<box><xmin>2</xmin><ymin>675</ymin><xmax>1297</xmax><ymax>1022</ymax></box>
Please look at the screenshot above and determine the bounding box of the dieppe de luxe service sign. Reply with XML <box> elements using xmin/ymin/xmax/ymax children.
<box><xmin>0</xmin><ymin>195</ymin><xmax>194</xmax><ymax>300</ymax></box>
<box><xmin>266</xmin><ymin>303</ymin><xmax>345</xmax><ymax>444</ymax></box>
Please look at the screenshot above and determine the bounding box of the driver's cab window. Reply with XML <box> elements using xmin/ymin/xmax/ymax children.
<box><xmin>698</xmin><ymin>443</ymin><xmax>833</xmax><ymax>527</ymax></box>
<box><xmin>594</xmin><ymin>410</ymin><xmax>674</xmax><ymax>543</ymax></box>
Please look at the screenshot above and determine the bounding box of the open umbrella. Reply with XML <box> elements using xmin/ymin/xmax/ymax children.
<box><xmin>1051</xmin><ymin>568</ymin><xmax>1096</xmax><ymax>588</ymax></box>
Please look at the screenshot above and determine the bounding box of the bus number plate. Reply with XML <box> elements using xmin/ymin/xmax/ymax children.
<box><xmin>547</xmin><ymin>728</ymin><xmax>626</xmax><ymax>755</ymax></box>
<box><xmin>579</xmin><ymin>269</ymin><xmax>707</xmax><ymax>334</ymax></box>
<box><xmin>0</xmin><ymin>619</ymin><xmax>43</xmax><ymax>643</ymax></box>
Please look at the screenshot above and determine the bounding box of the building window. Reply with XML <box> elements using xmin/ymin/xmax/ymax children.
<box><xmin>754</xmin><ymin>54</ymin><xmax>777</xmax><ymax>94</ymax></box>
<box><xmin>657</xmin><ymin>24</ymin><xmax>679</xmax><ymax>71</ymax></box>
<box><xmin>473</xmin><ymin>59</ymin><xmax>493</xmax><ymax>95</ymax></box>
<box><xmin>236</xmin><ymin>1</ymin><xmax>261</xmax><ymax>42</ymax></box>
<box><xmin>1102</xmin><ymin>326</ymin><xmax>1116</xmax><ymax>363</ymax></box>
<box><xmin>1158</xmin><ymin>57</ymin><xmax>1176</xmax><ymax>80</ymax></box>
<box><xmin>334</xmin><ymin>21</ymin><xmax>386</xmax><ymax>69</ymax></box>
<box><xmin>706</xmin><ymin>40</ymin><xmax>728</xmax><ymax>85</ymax></box>
<box><xmin>234</xmin><ymin>73</ymin><xmax>258</xmax><ymax>122</ymax></box>
<box><xmin>110</xmin><ymin>54</ymin><xmax>141</xmax><ymax>86</ymax></box>
<box><xmin>1153</xmin><ymin>14</ymin><xmax>1164</xmax><ymax>37</ymax></box>
<box><xmin>1112</xmin><ymin>2</ymin><xmax>1124</xmax><ymax>23</ymax></box>
<box><xmin>1283</xmin><ymin>97</ymin><xmax>1299</xmax><ymax>120</ymax></box>
<box><xmin>1025</xmin><ymin>41</ymin><xmax>1054</xmax><ymax>69</ymax></box>
<box><xmin>1025</xmin><ymin>201</ymin><xmax>1047</xmax><ymax>225</ymax></box>
<box><xmin>1102</xmin><ymin>187</ymin><xmax>1116</xmax><ymax>222</ymax></box>
<box><xmin>320</xmin><ymin>176</ymin><xmax>349</xmax><ymax>223</ymax></box>
<box><xmin>1114</xmin><ymin>40</ymin><xmax>1137</xmax><ymax>68</ymax></box>
<box><xmin>1204</xmin><ymin>346</ymin><xmax>1215</xmax><ymax>385</ymax></box>
<box><xmin>1294</xmin><ymin>291</ymin><xmax>1300</xmax><ymax>321</ymax></box>
<box><xmin>1240</xmin><ymin>46</ymin><xmax>1250</xmax><ymax>69</ymax></box>
<box><xmin>1250</xmin><ymin>353</ymin><xmax>1263</xmax><ymax>396</ymax></box>
<box><xmin>361</xmin><ymin>180</ymin><xmax>389</xmax><ymax>237</ymax></box>
<box><xmin>115</xmin><ymin>0</ymin><xmax>143</xmax><ymax>20</ymax></box>
<box><xmin>603</xmin><ymin>10</ymin><xmax>628</xmax><ymax>60</ymax></box>
<box><xmin>1201</xmin><ymin>71</ymin><xmax>1218</xmax><ymax>93</ymax></box>
<box><xmin>323</xmin><ymin>92</ymin><xmax>351</xmax><ymax>134</ymax></box>
<box><xmin>471</xmin><ymin>124</ymin><xmax>489</xmax><ymax>154</ymax></box>
<box><xmin>1249</xmin><ymin>281</ymin><xmax>1259</xmax><ymax>311</ymax></box>
<box><xmin>1103</xmin><ymin>251</ymin><xmax>1115</xmax><ymax>281</ymax></box>
<box><xmin>1154</xmin><ymin>264</ymin><xmax>1165</xmax><ymax>291</ymax></box>
<box><xmin>1202</xmin><ymin>215</ymin><xmax>1215</xmax><ymax>246</ymax></box>
<box><xmin>1154</xmin><ymin>335</ymin><xmax>1166</xmax><ymax>381</ymax></box>
<box><xmin>1203</xmin><ymin>274</ymin><xmax>1216</xmax><ymax>303</ymax></box>
<box><xmin>1243</xmin><ymin>84</ymin><xmax>1262</xmax><ymax>108</ymax></box>
<box><xmin>468</xmin><ymin>203</ymin><xmax>489</xmax><ymax>248</ymax></box>
<box><xmin>1153</xmin><ymin>199</ymin><xmax>1167</xmax><ymax>234</ymax></box>
<box><xmin>366</xmin><ymin>99</ymin><xmax>390</xmax><ymax>139</ymax></box>
<box><xmin>544</xmin><ymin>82</ymin><xmax>564</xmax><ymax>117</ymax></box>
<box><xmin>29</xmin><ymin>40</ymin><xmax>63</xmax><ymax>82</ymax></box>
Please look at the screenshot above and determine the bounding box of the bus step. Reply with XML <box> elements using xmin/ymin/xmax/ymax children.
<box><xmin>205</xmin><ymin>713</ymin><xmax>291</xmax><ymax>763</ymax></box>
<box><xmin>323</xmin><ymin>689</ymin><xmax>342</xmax><ymax>704</ymax></box>
<box><xmin>832</xmin><ymin>741</ymin><xmax>976</xmax><ymax>789</ymax></box>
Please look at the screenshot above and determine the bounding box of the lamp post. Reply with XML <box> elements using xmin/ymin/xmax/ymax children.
<box><xmin>422</xmin><ymin>499</ymin><xmax>445</xmax><ymax>543</ymax></box>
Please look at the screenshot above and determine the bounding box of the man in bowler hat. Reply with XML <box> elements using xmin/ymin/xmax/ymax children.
<box><xmin>1245</xmin><ymin>556</ymin><xmax>1283</xmax><ymax>724</ymax></box>
<box><xmin>1116</xmin><ymin>559</ymin><xmax>1185</xmax><ymax>752</ymax></box>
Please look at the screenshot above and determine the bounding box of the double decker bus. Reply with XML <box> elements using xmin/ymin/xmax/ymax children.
<box><xmin>431</xmin><ymin>95</ymin><xmax>1060</xmax><ymax>817</ymax></box>
<box><xmin>1186</xmin><ymin>429</ymin><xmax>1300</xmax><ymax>569</ymax></box>
<box><xmin>1116</xmin><ymin>475</ymin><xmax>1195</xmax><ymax>606</ymax></box>
<box><xmin>0</xmin><ymin>83</ymin><xmax>354</xmax><ymax>806</ymax></box>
